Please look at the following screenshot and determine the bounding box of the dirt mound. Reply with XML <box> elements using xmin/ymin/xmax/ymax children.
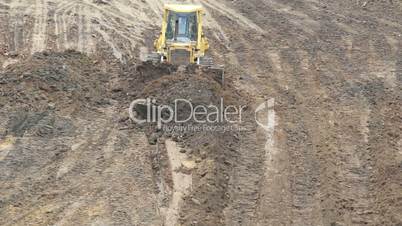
<box><xmin>116</xmin><ymin>61</ymin><xmax>253</xmax><ymax>225</ymax></box>
<box><xmin>0</xmin><ymin>54</ymin><xmax>164</xmax><ymax>226</ymax></box>
<box><xmin>0</xmin><ymin>51</ymin><xmax>113</xmax><ymax>139</ymax></box>
<box><xmin>119</xmin><ymin>62</ymin><xmax>244</xmax><ymax>139</ymax></box>
<box><xmin>0</xmin><ymin>51</ymin><xmax>110</xmax><ymax>114</ymax></box>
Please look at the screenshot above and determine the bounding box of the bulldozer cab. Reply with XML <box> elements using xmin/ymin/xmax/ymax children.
<box><xmin>153</xmin><ymin>4</ymin><xmax>209</xmax><ymax>65</ymax></box>
<box><xmin>166</xmin><ymin>11</ymin><xmax>198</xmax><ymax>43</ymax></box>
<box><xmin>148</xmin><ymin>3</ymin><xmax>224</xmax><ymax>85</ymax></box>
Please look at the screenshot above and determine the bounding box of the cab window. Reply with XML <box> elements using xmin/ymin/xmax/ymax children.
<box><xmin>166</xmin><ymin>11</ymin><xmax>197</xmax><ymax>42</ymax></box>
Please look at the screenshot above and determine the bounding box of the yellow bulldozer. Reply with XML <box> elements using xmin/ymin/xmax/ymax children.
<box><xmin>146</xmin><ymin>3</ymin><xmax>224</xmax><ymax>83</ymax></box>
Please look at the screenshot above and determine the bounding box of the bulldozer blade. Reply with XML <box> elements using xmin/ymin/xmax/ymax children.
<box><xmin>144</xmin><ymin>52</ymin><xmax>161</xmax><ymax>63</ymax></box>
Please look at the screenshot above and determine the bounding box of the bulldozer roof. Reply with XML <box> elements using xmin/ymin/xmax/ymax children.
<box><xmin>164</xmin><ymin>3</ymin><xmax>203</xmax><ymax>13</ymax></box>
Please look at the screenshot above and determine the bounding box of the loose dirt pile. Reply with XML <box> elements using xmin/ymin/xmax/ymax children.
<box><xmin>0</xmin><ymin>51</ymin><xmax>109</xmax><ymax>112</ymax></box>
<box><xmin>0</xmin><ymin>51</ymin><xmax>111</xmax><ymax>138</ymax></box>
<box><xmin>117</xmin><ymin>61</ymin><xmax>254</xmax><ymax>225</ymax></box>
<box><xmin>0</xmin><ymin>52</ymin><xmax>163</xmax><ymax>226</ymax></box>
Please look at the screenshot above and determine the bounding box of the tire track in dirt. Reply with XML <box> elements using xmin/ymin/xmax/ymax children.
<box><xmin>206</xmin><ymin>2</ymin><xmax>301</xmax><ymax>223</ymax></box>
<box><xmin>68</xmin><ymin>5</ymin><xmax>80</xmax><ymax>51</ymax></box>
<box><xmin>213</xmin><ymin>1</ymin><xmax>401</xmax><ymax>224</ymax></box>
<box><xmin>77</xmin><ymin>4</ymin><xmax>84</xmax><ymax>52</ymax></box>
<box><xmin>80</xmin><ymin>0</ymin><xmax>155</xmax><ymax>59</ymax></box>
<box><xmin>10</xmin><ymin>9</ymin><xmax>23</xmax><ymax>53</ymax></box>
<box><xmin>0</xmin><ymin>6</ymin><xmax>10</xmax><ymax>58</ymax></box>
<box><xmin>94</xmin><ymin>26</ymin><xmax>124</xmax><ymax>62</ymax></box>
<box><xmin>162</xmin><ymin>140</ymin><xmax>193</xmax><ymax>226</ymax></box>
<box><xmin>55</xmin><ymin>2</ymin><xmax>136</xmax><ymax>54</ymax></box>
<box><xmin>4</xmin><ymin>0</ymin><xmax>233</xmax><ymax>61</ymax></box>
<box><xmin>262</xmin><ymin>0</ymin><xmax>320</xmax><ymax>36</ymax></box>
<box><xmin>6</xmin><ymin>1</ymin><xmax>30</xmax><ymax>54</ymax></box>
<box><xmin>82</xmin><ymin>6</ymin><xmax>95</xmax><ymax>54</ymax></box>
<box><xmin>54</xmin><ymin>1</ymin><xmax>76</xmax><ymax>50</ymax></box>
<box><xmin>252</xmin><ymin>98</ymin><xmax>287</xmax><ymax>226</ymax></box>
<box><xmin>76</xmin><ymin>3</ymin><xmax>96</xmax><ymax>54</ymax></box>
<box><xmin>97</xmin><ymin>17</ymin><xmax>137</xmax><ymax>44</ymax></box>
<box><xmin>31</xmin><ymin>0</ymin><xmax>48</xmax><ymax>53</ymax></box>
<box><xmin>313</xmin><ymin>33</ymin><xmax>381</xmax><ymax>225</ymax></box>
<box><xmin>202</xmin><ymin>0</ymin><xmax>264</xmax><ymax>34</ymax></box>
<box><xmin>368</xmin><ymin>37</ymin><xmax>398</xmax><ymax>89</ymax></box>
<box><xmin>264</xmin><ymin>48</ymin><xmax>320</xmax><ymax>224</ymax></box>
<box><xmin>224</xmin><ymin>119</ymin><xmax>265</xmax><ymax>226</ymax></box>
<box><xmin>278</xmin><ymin>48</ymin><xmax>322</xmax><ymax>225</ymax></box>
<box><xmin>61</xmin><ymin>2</ymin><xmax>78</xmax><ymax>51</ymax></box>
<box><xmin>80</xmin><ymin>0</ymin><xmax>152</xmax><ymax>29</ymax></box>
<box><xmin>141</xmin><ymin>0</ymin><xmax>163</xmax><ymax>21</ymax></box>
<box><xmin>247</xmin><ymin>49</ymin><xmax>295</xmax><ymax>225</ymax></box>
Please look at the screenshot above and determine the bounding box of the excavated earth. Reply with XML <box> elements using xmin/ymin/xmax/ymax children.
<box><xmin>0</xmin><ymin>0</ymin><xmax>401</xmax><ymax>226</ymax></box>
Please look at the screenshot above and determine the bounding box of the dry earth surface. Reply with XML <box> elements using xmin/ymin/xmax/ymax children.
<box><xmin>0</xmin><ymin>0</ymin><xmax>401</xmax><ymax>226</ymax></box>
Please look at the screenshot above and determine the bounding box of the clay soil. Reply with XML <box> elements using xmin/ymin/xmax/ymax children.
<box><xmin>0</xmin><ymin>0</ymin><xmax>401</xmax><ymax>226</ymax></box>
